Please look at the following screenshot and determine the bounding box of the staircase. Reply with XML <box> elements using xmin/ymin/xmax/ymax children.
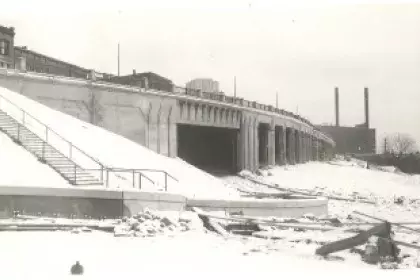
<box><xmin>0</xmin><ymin>110</ymin><xmax>102</xmax><ymax>186</ymax></box>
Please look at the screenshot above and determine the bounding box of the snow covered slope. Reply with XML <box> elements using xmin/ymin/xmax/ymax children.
<box><xmin>261</xmin><ymin>160</ymin><xmax>420</xmax><ymax>200</ymax></box>
<box><xmin>0</xmin><ymin>87</ymin><xmax>239</xmax><ymax>199</ymax></box>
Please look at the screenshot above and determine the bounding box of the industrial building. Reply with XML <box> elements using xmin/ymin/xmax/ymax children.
<box><xmin>318</xmin><ymin>87</ymin><xmax>376</xmax><ymax>155</ymax></box>
<box><xmin>186</xmin><ymin>78</ymin><xmax>220</xmax><ymax>93</ymax></box>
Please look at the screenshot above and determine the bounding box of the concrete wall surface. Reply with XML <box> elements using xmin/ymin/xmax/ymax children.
<box><xmin>186</xmin><ymin>197</ymin><xmax>328</xmax><ymax>218</ymax></box>
<box><xmin>0</xmin><ymin>186</ymin><xmax>186</xmax><ymax>219</ymax></box>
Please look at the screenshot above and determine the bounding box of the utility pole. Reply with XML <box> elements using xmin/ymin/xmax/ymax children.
<box><xmin>117</xmin><ymin>43</ymin><xmax>120</xmax><ymax>77</ymax></box>
<box><xmin>234</xmin><ymin>76</ymin><xmax>237</xmax><ymax>97</ymax></box>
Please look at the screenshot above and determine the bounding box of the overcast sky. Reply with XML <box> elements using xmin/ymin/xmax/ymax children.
<box><xmin>2</xmin><ymin>0</ymin><xmax>420</xmax><ymax>151</ymax></box>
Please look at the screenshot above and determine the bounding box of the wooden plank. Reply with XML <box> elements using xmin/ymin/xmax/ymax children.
<box><xmin>191</xmin><ymin>207</ymin><xmax>337</xmax><ymax>231</ymax></box>
<box><xmin>315</xmin><ymin>222</ymin><xmax>391</xmax><ymax>256</ymax></box>
<box><xmin>192</xmin><ymin>207</ymin><xmax>230</xmax><ymax>237</ymax></box>
<box><xmin>353</xmin><ymin>211</ymin><xmax>420</xmax><ymax>234</ymax></box>
<box><xmin>239</xmin><ymin>175</ymin><xmax>376</xmax><ymax>204</ymax></box>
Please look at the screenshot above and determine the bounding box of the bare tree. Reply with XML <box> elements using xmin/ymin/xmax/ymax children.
<box><xmin>383</xmin><ymin>133</ymin><xmax>418</xmax><ymax>155</ymax></box>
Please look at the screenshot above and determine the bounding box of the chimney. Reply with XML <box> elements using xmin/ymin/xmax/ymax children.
<box><xmin>133</xmin><ymin>69</ymin><xmax>136</xmax><ymax>75</ymax></box>
<box><xmin>364</xmin><ymin>87</ymin><xmax>369</xmax><ymax>128</ymax></box>
<box><xmin>335</xmin><ymin>87</ymin><xmax>339</xmax><ymax>127</ymax></box>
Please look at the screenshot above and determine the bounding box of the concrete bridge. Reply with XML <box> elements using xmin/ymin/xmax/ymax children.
<box><xmin>0</xmin><ymin>69</ymin><xmax>334</xmax><ymax>174</ymax></box>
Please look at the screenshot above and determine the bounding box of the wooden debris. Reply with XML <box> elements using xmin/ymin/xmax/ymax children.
<box><xmin>192</xmin><ymin>207</ymin><xmax>230</xmax><ymax>237</ymax></box>
<box><xmin>238</xmin><ymin>175</ymin><xmax>376</xmax><ymax>204</ymax></box>
<box><xmin>315</xmin><ymin>222</ymin><xmax>392</xmax><ymax>256</ymax></box>
<box><xmin>353</xmin><ymin>211</ymin><xmax>420</xmax><ymax>235</ymax></box>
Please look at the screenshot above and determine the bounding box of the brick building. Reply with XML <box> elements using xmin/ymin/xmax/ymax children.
<box><xmin>108</xmin><ymin>70</ymin><xmax>174</xmax><ymax>92</ymax></box>
<box><xmin>0</xmin><ymin>25</ymin><xmax>15</xmax><ymax>69</ymax></box>
<box><xmin>14</xmin><ymin>46</ymin><xmax>90</xmax><ymax>79</ymax></box>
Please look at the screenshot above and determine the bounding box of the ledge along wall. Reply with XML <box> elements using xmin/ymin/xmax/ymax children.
<box><xmin>0</xmin><ymin>70</ymin><xmax>335</xmax><ymax>174</ymax></box>
<box><xmin>0</xmin><ymin>186</ymin><xmax>187</xmax><ymax>219</ymax></box>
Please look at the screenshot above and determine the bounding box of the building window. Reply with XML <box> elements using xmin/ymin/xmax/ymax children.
<box><xmin>0</xmin><ymin>40</ymin><xmax>10</xmax><ymax>56</ymax></box>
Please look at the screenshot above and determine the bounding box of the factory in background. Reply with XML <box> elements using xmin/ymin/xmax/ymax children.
<box><xmin>318</xmin><ymin>87</ymin><xmax>376</xmax><ymax>155</ymax></box>
<box><xmin>186</xmin><ymin>78</ymin><xmax>220</xmax><ymax>94</ymax></box>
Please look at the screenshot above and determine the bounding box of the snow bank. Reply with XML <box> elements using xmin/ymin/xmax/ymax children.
<box><xmin>263</xmin><ymin>161</ymin><xmax>420</xmax><ymax>200</ymax></box>
<box><xmin>0</xmin><ymin>87</ymin><xmax>239</xmax><ymax>199</ymax></box>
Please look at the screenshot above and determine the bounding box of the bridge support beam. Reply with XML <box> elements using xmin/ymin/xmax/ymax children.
<box><xmin>238</xmin><ymin>117</ymin><xmax>259</xmax><ymax>172</ymax></box>
<box><xmin>286</xmin><ymin>127</ymin><xmax>295</xmax><ymax>164</ymax></box>
<box><xmin>268</xmin><ymin>123</ymin><xmax>275</xmax><ymax>166</ymax></box>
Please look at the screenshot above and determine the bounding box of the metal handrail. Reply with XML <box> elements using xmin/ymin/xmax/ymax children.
<box><xmin>0</xmin><ymin>93</ymin><xmax>103</xmax><ymax>167</ymax></box>
<box><xmin>0</xmin><ymin>92</ymin><xmax>179</xmax><ymax>189</ymax></box>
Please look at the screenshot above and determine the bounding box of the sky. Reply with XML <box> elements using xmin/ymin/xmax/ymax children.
<box><xmin>1</xmin><ymin>0</ymin><xmax>420</xmax><ymax>151</ymax></box>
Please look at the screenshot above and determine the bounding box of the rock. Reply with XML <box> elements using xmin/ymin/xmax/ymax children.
<box><xmin>302</xmin><ymin>213</ymin><xmax>317</xmax><ymax>221</ymax></box>
<box><xmin>160</xmin><ymin>216</ymin><xmax>176</xmax><ymax>227</ymax></box>
<box><xmin>137</xmin><ymin>217</ymin><xmax>146</xmax><ymax>223</ymax></box>
<box><xmin>80</xmin><ymin>227</ymin><xmax>92</xmax><ymax>232</ymax></box>
<box><xmin>394</xmin><ymin>196</ymin><xmax>405</xmax><ymax>205</ymax></box>
<box><xmin>71</xmin><ymin>228</ymin><xmax>81</xmax><ymax>234</ymax></box>
<box><xmin>146</xmin><ymin>227</ymin><xmax>157</xmax><ymax>234</ymax></box>
<box><xmin>380</xmin><ymin>262</ymin><xmax>399</xmax><ymax>270</ymax></box>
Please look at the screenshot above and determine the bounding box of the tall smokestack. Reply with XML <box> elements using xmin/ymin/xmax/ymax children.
<box><xmin>335</xmin><ymin>87</ymin><xmax>339</xmax><ymax>127</ymax></box>
<box><xmin>364</xmin><ymin>87</ymin><xmax>369</xmax><ymax>128</ymax></box>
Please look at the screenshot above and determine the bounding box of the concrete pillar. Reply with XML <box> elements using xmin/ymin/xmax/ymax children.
<box><xmin>238</xmin><ymin>117</ymin><xmax>248</xmax><ymax>171</ymax></box>
<box><xmin>289</xmin><ymin>128</ymin><xmax>296</xmax><ymax>164</ymax></box>
<box><xmin>295</xmin><ymin>131</ymin><xmax>301</xmax><ymax>164</ymax></box>
<box><xmin>301</xmin><ymin>132</ymin><xmax>306</xmax><ymax>163</ymax></box>
<box><xmin>252</xmin><ymin>119</ymin><xmax>259</xmax><ymax>171</ymax></box>
<box><xmin>280</xmin><ymin>126</ymin><xmax>286</xmax><ymax>165</ymax></box>
<box><xmin>268</xmin><ymin>123</ymin><xmax>275</xmax><ymax>166</ymax></box>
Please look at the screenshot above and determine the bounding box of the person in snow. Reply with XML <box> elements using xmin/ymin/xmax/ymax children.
<box><xmin>70</xmin><ymin>261</ymin><xmax>84</xmax><ymax>275</ymax></box>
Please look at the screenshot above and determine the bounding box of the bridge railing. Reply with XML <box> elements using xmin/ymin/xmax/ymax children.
<box><xmin>173</xmin><ymin>85</ymin><xmax>320</xmax><ymax>131</ymax></box>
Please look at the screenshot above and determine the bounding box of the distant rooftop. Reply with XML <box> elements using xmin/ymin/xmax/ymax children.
<box><xmin>0</xmin><ymin>25</ymin><xmax>15</xmax><ymax>36</ymax></box>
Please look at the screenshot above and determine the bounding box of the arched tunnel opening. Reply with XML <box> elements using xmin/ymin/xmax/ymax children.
<box><xmin>177</xmin><ymin>124</ymin><xmax>239</xmax><ymax>175</ymax></box>
<box><xmin>258</xmin><ymin>123</ymin><xmax>270</xmax><ymax>167</ymax></box>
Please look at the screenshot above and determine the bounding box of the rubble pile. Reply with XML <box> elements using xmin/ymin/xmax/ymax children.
<box><xmin>113</xmin><ymin>209</ymin><xmax>204</xmax><ymax>237</ymax></box>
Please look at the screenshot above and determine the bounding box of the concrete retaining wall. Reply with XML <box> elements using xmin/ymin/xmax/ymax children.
<box><xmin>0</xmin><ymin>186</ymin><xmax>328</xmax><ymax>219</ymax></box>
<box><xmin>186</xmin><ymin>197</ymin><xmax>328</xmax><ymax>218</ymax></box>
<box><xmin>0</xmin><ymin>186</ymin><xmax>186</xmax><ymax>219</ymax></box>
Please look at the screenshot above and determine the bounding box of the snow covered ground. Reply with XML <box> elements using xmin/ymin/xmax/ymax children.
<box><xmin>0</xmin><ymin>87</ymin><xmax>239</xmax><ymax>199</ymax></box>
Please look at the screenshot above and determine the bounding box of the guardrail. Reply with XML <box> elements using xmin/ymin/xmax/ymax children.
<box><xmin>173</xmin><ymin>86</ymin><xmax>318</xmax><ymax>129</ymax></box>
<box><xmin>0</xmin><ymin>91</ymin><xmax>178</xmax><ymax>190</ymax></box>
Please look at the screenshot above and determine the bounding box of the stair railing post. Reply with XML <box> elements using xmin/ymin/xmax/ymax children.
<box><xmin>69</xmin><ymin>143</ymin><xmax>72</xmax><ymax>160</ymax></box>
<box><xmin>100</xmin><ymin>165</ymin><xmax>104</xmax><ymax>183</ymax></box>
<box><xmin>165</xmin><ymin>172</ymin><xmax>168</xmax><ymax>191</ymax></box>
<box><xmin>139</xmin><ymin>173</ymin><xmax>142</xmax><ymax>190</ymax></box>
<box><xmin>17</xmin><ymin>123</ymin><xmax>20</xmax><ymax>141</ymax></box>
<box><xmin>132</xmin><ymin>170</ymin><xmax>135</xmax><ymax>188</ymax></box>
<box><xmin>42</xmin><ymin>141</ymin><xmax>45</xmax><ymax>160</ymax></box>
<box><xmin>45</xmin><ymin>127</ymin><xmax>49</xmax><ymax>142</ymax></box>
<box><xmin>106</xmin><ymin>170</ymin><xmax>109</xmax><ymax>188</ymax></box>
<box><xmin>21</xmin><ymin>110</ymin><xmax>25</xmax><ymax>125</ymax></box>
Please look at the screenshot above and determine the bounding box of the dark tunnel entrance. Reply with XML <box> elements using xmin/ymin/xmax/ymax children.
<box><xmin>177</xmin><ymin>124</ymin><xmax>239</xmax><ymax>175</ymax></box>
<box><xmin>258</xmin><ymin>123</ymin><xmax>269</xmax><ymax>167</ymax></box>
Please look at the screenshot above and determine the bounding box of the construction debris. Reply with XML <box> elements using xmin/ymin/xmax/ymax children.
<box><xmin>238</xmin><ymin>173</ymin><xmax>376</xmax><ymax>204</ymax></box>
